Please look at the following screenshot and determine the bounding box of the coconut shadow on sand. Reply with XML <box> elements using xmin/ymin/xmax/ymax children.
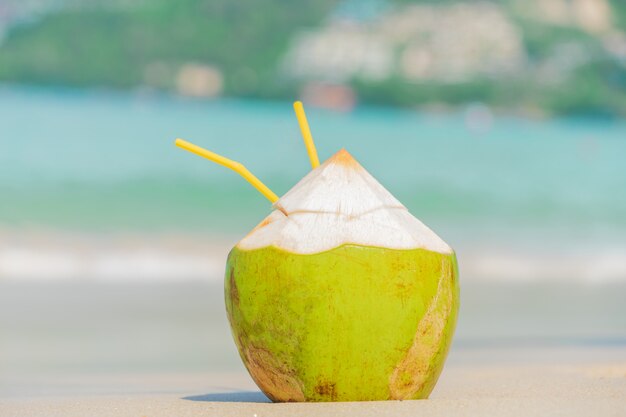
<box><xmin>183</xmin><ymin>391</ymin><xmax>271</xmax><ymax>403</ymax></box>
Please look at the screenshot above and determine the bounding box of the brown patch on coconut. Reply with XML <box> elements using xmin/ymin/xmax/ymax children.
<box><xmin>314</xmin><ymin>380</ymin><xmax>338</xmax><ymax>400</ymax></box>
<box><xmin>228</xmin><ymin>268</ymin><xmax>239</xmax><ymax>306</ymax></box>
<box><xmin>243</xmin><ymin>345</ymin><xmax>305</xmax><ymax>402</ymax></box>
<box><xmin>388</xmin><ymin>259</ymin><xmax>455</xmax><ymax>400</ymax></box>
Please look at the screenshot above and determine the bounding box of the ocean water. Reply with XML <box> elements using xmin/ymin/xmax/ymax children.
<box><xmin>1</xmin><ymin>86</ymin><xmax>626</xmax><ymax>283</ymax></box>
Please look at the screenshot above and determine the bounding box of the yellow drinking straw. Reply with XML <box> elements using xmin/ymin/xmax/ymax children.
<box><xmin>293</xmin><ymin>101</ymin><xmax>320</xmax><ymax>169</ymax></box>
<box><xmin>174</xmin><ymin>138</ymin><xmax>279</xmax><ymax>204</ymax></box>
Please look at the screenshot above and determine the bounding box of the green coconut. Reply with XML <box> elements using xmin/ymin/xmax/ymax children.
<box><xmin>225</xmin><ymin>149</ymin><xmax>459</xmax><ymax>402</ymax></box>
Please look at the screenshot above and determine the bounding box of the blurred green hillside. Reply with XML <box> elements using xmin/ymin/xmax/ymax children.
<box><xmin>1</xmin><ymin>0</ymin><xmax>626</xmax><ymax>116</ymax></box>
<box><xmin>0</xmin><ymin>0</ymin><xmax>336</xmax><ymax>95</ymax></box>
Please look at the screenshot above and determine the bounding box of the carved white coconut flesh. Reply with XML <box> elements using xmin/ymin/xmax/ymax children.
<box><xmin>238</xmin><ymin>149</ymin><xmax>452</xmax><ymax>255</ymax></box>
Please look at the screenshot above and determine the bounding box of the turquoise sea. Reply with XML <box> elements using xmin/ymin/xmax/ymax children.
<box><xmin>2</xmin><ymin>86</ymin><xmax>626</xmax><ymax>242</ymax></box>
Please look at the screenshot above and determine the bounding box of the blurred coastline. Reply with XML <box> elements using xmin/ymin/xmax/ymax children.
<box><xmin>1</xmin><ymin>0</ymin><xmax>626</xmax><ymax>116</ymax></box>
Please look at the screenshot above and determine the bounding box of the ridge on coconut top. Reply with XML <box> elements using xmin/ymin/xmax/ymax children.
<box><xmin>238</xmin><ymin>149</ymin><xmax>453</xmax><ymax>255</ymax></box>
<box><xmin>274</xmin><ymin>149</ymin><xmax>404</xmax><ymax>217</ymax></box>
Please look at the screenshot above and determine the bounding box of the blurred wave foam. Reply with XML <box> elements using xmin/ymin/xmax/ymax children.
<box><xmin>1</xmin><ymin>231</ymin><xmax>624</xmax><ymax>285</ymax></box>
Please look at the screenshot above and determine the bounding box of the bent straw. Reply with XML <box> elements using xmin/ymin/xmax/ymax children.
<box><xmin>293</xmin><ymin>101</ymin><xmax>320</xmax><ymax>169</ymax></box>
<box><xmin>175</xmin><ymin>138</ymin><xmax>279</xmax><ymax>203</ymax></box>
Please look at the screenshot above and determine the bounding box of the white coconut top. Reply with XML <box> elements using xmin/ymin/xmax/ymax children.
<box><xmin>237</xmin><ymin>149</ymin><xmax>453</xmax><ymax>255</ymax></box>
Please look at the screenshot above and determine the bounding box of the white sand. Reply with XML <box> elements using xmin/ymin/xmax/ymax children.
<box><xmin>2</xmin><ymin>352</ymin><xmax>626</xmax><ymax>417</ymax></box>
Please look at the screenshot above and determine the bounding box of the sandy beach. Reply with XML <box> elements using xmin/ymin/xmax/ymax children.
<box><xmin>3</xmin><ymin>356</ymin><xmax>625</xmax><ymax>416</ymax></box>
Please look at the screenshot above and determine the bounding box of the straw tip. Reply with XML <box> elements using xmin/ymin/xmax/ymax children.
<box><xmin>293</xmin><ymin>100</ymin><xmax>303</xmax><ymax>109</ymax></box>
<box><xmin>174</xmin><ymin>138</ymin><xmax>185</xmax><ymax>146</ymax></box>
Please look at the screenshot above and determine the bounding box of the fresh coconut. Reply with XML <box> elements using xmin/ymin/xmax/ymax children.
<box><xmin>174</xmin><ymin>103</ymin><xmax>459</xmax><ymax>403</ymax></box>
<box><xmin>225</xmin><ymin>149</ymin><xmax>459</xmax><ymax>402</ymax></box>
